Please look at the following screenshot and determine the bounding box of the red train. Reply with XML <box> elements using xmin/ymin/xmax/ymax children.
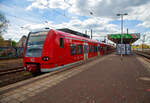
<box><xmin>23</xmin><ymin>29</ymin><xmax>114</xmax><ymax>74</ymax></box>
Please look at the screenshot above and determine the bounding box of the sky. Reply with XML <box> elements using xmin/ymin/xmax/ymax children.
<box><xmin>0</xmin><ymin>0</ymin><xmax>150</xmax><ymax>45</ymax></box>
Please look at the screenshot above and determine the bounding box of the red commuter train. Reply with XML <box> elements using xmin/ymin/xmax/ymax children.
<box><xmin>23</xmin><ymin>29</ymin><xmax>114</xmax><ymax>74</ymax></box>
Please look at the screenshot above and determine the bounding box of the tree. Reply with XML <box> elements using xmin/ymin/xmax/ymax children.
<box><xmin>11</xmin><ymin>40</ymin><xmax>17</xmax><ymax>47</ymax></box>
<box><xmin>0</xmin><ymin>35</ymin><xmax>3</xmax><ymax>40</ymax></box>
<box><xmin>0</xmin><ymin>35</ymin><xmax>4</xmax><ymax>46</ymax></box>
<box><xmin>0</xmin><ymin>12</ymin><xmax>9</xmax><ymax>35</ymax></box>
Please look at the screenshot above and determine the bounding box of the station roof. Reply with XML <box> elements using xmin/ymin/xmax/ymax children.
<box><xmin>107</xmin><ymin>33</ymin><xmax>140</xmax><ymax>44</ymax></box>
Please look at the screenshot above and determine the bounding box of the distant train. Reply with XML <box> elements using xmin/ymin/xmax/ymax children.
<box><xmin>23</xmin><ymin>29</ymin><xmax>115</xmax><ymax>74</ymax></box>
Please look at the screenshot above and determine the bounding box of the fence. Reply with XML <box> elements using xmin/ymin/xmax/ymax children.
<box><xmin>0</xmin><ymin>47</ymin><xmax>24</xmax><ymax>59</ymax></box>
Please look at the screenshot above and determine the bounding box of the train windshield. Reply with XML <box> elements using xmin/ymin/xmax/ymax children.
<box><xmin>25</xmin><ymin>31</ymin><xmax>48</xmax><ymax>57</ymax></box>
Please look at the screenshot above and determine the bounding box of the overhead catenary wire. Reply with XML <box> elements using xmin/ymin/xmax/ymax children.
<box><xmin>6</xmin><ymin>13</ymin><xmax>43</xmax><ymax>24</ymax></box>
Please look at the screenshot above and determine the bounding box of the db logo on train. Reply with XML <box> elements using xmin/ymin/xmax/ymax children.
<box><xmin>30</xmin><ymin>58</ymin><xmax>35</xmax><ymax>62</ymax></box>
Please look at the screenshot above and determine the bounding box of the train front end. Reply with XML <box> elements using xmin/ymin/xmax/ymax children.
<box><xmin>23</xmin><ymin>31</ymin><xmax>48</xmax><ymax>74</ymax></box>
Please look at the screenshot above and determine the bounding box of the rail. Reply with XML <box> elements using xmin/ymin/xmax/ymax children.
<box><xmin>0</xmin><ymin>67</ymin><xmax>24</xmax><ymax>76</ymax></box>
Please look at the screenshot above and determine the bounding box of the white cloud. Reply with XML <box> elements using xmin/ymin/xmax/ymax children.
<box><xmin>3</xmin><ymin>17</ymin><xmax>119</xmax><ymax>42</ymax></box>
<box><xmin>23</xmin><ymin>24</ymin><xmax>47</xmax><ymax>31</ymax></box>
<box><xmin>137</xmin><ymin>22</ymin><xmax>150</xmax><ymax>28</ymax></box>
<box><xmin>3</xmin><ymin>0</ymin><xmax>150</xmax><ymax>44</ymax></box>
<box><xmin>26</xmin><ymin>0</ymin><xmax>48</xmax><ymax>10</ymax></box>
<box><xmin>3</xmin><ymin>26</ymin><xmax>29</xmax><ymax>42</ymax></box>
<box><xmin>48</xmin><ymin>0</ymin><xmax>70</xmax><ymax>10</ymax></box>
<box><xmin>128</xmin><ymin>2</ymin><xmax>150</xmax><ymax>28</ymax></box>
<box><xmin>128</xmin><ymin>2</ymin><xmax>150</xmax><ymax>21</ymax></box>
<box><xmin>68</xmin><ymin>0</ymin><xmax>149</xmax><ymax>17</ymax></box>
<box><xmin>26</xmin><ymin>0</ymin><xmax>70</xmax><ymax>10</ymax></box>
<box><xmin>26</xmin><ymin>0</ymin><xmax>150</xmax><ymax>22</ymax></box>
<box><xmin>133</xmin><ymin>31</ymin><xmax>150</xmax><ymax>45</ymax></box>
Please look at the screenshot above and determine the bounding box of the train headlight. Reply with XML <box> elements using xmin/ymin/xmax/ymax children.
<box><xmin>42</xmin><ymin>56</ymin><xmax>49</xmax><ymax>61</ymax></box>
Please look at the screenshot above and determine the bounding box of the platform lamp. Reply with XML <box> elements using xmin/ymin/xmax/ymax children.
<box><xmin>116</xmin><ymin>13</ymin><xmax>128</xmax><ymax>58</ymax></box>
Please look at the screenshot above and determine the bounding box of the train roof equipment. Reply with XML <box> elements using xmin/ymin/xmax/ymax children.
<box><xmin>57</xmin><ymin>28</ymin><xmax>90</xmax><ymax>38</ymax></box>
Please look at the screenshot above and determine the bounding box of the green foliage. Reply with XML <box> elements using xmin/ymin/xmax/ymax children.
<box><xmin>131</xmin><ymin>45</ymin><xmax>137</xmax><ymax>49</ymax></box>
<box><xmin>11</xmin><ymin>41</ymin><xmax>17</xmax><ymax>47</ymax></box>
<box><xmin>0</xmin><ymin>35</ymin><xmax>3</xmax><ymax>40</ymax></box>
<box><xmin>0</xmin><ymin>12</ymin><xmax>9</xmax><ymax>34</ymax></box>
<box><xmin>132</xmin><ymin>44</ymin><xmax>150</xmax><ymax>49</ymax></box>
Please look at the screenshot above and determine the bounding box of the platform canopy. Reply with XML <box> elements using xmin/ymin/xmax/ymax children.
<box><xmin>107</xmin><ymin>33</ymin><xmax>140</xmax><ymax>44</ymax></box>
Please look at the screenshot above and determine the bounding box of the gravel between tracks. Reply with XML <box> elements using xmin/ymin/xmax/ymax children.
<box><xmin>0</xmin><ymin>58</ymin><xmax>23</xmax><ymax>70</ymax></box>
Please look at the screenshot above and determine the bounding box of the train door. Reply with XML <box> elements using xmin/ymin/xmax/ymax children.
<box><xmin>58</xmin><ymin>37</ymin><xmax>65</xmax><ymax>65</ymax></box>
<box><xmin>98</xmin><ymin>44</ymin><xmax>100</xmax><ymax>56</ymax></box>
<box><xmin>84</xmin><ymin>43</ymin><xmax>88</xmax><ymax>60</ymax></box>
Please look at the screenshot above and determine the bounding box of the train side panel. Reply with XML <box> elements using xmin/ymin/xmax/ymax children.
<box><xmin>24</xmin><ymin>29</ymin><xmax>115</xmax><ymax>73</ymax></box>
<box><xmin>40</xmin><ymin>30</ymin><xmax>57</xmax><ymax>70</ymax></box>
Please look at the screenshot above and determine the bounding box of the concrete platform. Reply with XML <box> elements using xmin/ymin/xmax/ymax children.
<box><xmin>1</xmin><ymin>53</ymin><xmax>150</xmax><ymax>103</ymax></box>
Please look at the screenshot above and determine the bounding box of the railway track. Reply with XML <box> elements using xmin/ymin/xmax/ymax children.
<box><xmin>0</xmin><ymin>67</ymin><xmax>24</xmax><ymax>76</ymax></box>
<box><xmin>134</xmin><ymin>51</ymin><xmax>150</xmax><ymax>63</ymax></box>
<box><xmin>0</xmin><ymin>66</ymin><xmax>32</xmax><ymax>87</ymax></box>
<box><xmin>0</xmin><ymin>53</ymin><xmax>113</xmax><ymax>87</ymax></box>
<box><xmin>134</xmin><ymin>51</ymin><xmax>150</xmax><ymax>59</ymax></box>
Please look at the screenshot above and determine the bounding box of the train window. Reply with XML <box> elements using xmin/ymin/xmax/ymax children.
<box><xmin>95</xmin><ymin>46</ymin><xmax>97</xmax><ymax>52</ymax></box>
<box><xmin>107</xmin><ymin>47</ymin><xmax>109</xmax><ymax>51</ymax></box>
<box><xmin>98</xmin><ymin>46</ymin><xmax>100</xmax><ymax>51</ymax></box>
<box><xmin>93</xmin><ymin>46</ymin><xmax>94</xmax><ymax>52</ymax></box>
<box><xmin>89</xmin><ymin>45</ymin><xmax>92</xmax><ymax>53</ymax></box>
<box><xmin>101</xmin><ymin>47</ymin><xmax>103</xmax><ymax>51</ymax></box>
<box><xmin>60</xmin><ymin>38</ymin><xmax>64</xmax><ymax>48</ymax></box>
<box><xmin>70</xmin><ymin>44</ymin><xmax>76</xmax><ymax>55</ymax></box>
<box><xmin>25</xmin><ymin>31</ymin><xmax>47</xmax><ymax>57</ymax></box>
<box><xmin>93</xmin><ymin>45</ymin><xmax>95</xmax><ymax>52</ymax></box>
<box><xmin>78</xmin><ymin>45</ymin><xmax>83</xmax><ymax>55</ymax></box>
